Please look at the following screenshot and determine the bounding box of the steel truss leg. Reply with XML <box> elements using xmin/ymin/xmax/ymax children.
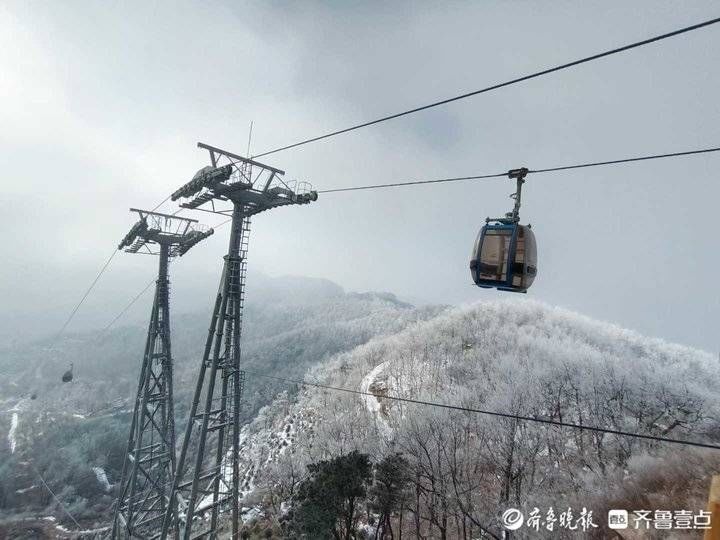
<box><xmin>161</xmin><ymin>205</ymin><xmax>249</xmax><ymax>540</ymax></box>
<box><xmin>113</xmin><ymin>244</ymin><xmax>177</xmax><ymax>539</ymax></box>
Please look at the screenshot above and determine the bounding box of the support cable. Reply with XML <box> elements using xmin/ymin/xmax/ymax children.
<box><xmin>318</xmin><ymin>172</ymin><xmax>507</xmax><ymax>193</ymax></box>
<box><xmin>27</xmin><ymin>461</ymin><xmax>82</xmax><ymax>529</ymax></box>
<box><xmin>151</xmin><ymin>195</ymin><xmax>172</xmax><ymax>213</ymax></box>
<box><xmin>318</xmin><ymin>145</ymin><xmax>720</xmax><ymax>193</ymax></box>
<box><xmin>248</xmin><ymin>371</ymin><xmax>720</xmax><ymax>451</ymax></box>
<box><xmin>100</xmin><ymin>278</ymin><xmax>155</xmax><ymax>335</ymax></box>
<box><xmin>100</xmin><ymin>217</ymin><xmax>232</xmax><ymax>333</ymax></box>
<box><xmin>95</xmin><ymin>145</ymin><xmax>719</xmax><ymax>333</ymax></box>
<box><xmin>53</xmin><ymin>188</ymin><xmax>192</xmax><ymax>340</ymax></box>
<box><xmin>530</xmin><ymin>146</ymin><xmax>720</xmax><ymax>174</ymax></box>
<box><xmin>254</xmin><ymin>16</ymin><xmax>720</xmax><ymax>158</ymax></box>
<box><xmin>54</xmin><ymin>249</ymin><xmax>118</xmax><ymax>340</ymax></box>
<box><xmin>47</xmin><ymin>11</ymin><xmax>720</xmax><ymax>336</ymax></box>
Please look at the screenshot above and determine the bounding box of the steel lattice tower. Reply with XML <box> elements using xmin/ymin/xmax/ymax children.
<box><xmin>112</xmin><ymin>209</ymin><xmax>214</xmax><ymax>539</ymax></box>
<box><xmin>160</xmin><ymin>143</ymin><xmax>317</xmax><ymax>539</ymax></box>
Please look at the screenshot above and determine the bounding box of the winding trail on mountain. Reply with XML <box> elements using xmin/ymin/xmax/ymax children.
<box><xmin>359</xmin><ymin>361</ymin><xmax>392</xmax><ymax>436</ymax></box>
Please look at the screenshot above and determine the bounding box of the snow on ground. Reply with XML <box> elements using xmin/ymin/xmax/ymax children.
<box><xmin>92</xmin><ymin>467</ymin><xmax>112</xmax><ymax>492</ymax></box>
<box><xmin>8</xmin><ymin>412</ymin><xmax>18</xmax><ymax>453</ymax></box>
<box><xmin>241</xmin><ymin>506</ymin><xmax>263</xmax><ymax>522</ymax></box>
<box><xmin>196</xmin><ymin>407</ymin><xmax>316</xmax><ymax>514</ymax></box>
<box><xmin>197</xmin><ymin>429</ymin><xmax>251</xmax><ymax>512</ymax></box>
<box><xmin>6</xmin><ymin>398</ymin><xmax>31</xmax><ymax>454</ymax></box>
<box><xmin>262</xmin><ymin>408</ymin><xmax>314</xmax><ymax>467</ymax></box>
<box><xmin>55</xmin><ymin>523</ymin><xmax>110</xmax><ymax>535</ymax></box>
<box><xmin>9</xmin><ymin>516</ymin><xmax>109</xmax><ymax>539</ymax></box>
<box><xmin>360</xmin><ymin>361</ymin><xmax>387</xmax><ymax>414</ymax></box>
<box><xmin>8</xmin><ymin>399</ymin><xmax>25</xmax><ymax>412</ymax></box>
<box><xmin>358</xmin><ymin>522</ymin><xmax>378</xmax><ymax>538</ymax></box>
<box><xmin>359</xmin><ymin>361</ymin><xmax>392</xmax><ymax>436</ymax></box>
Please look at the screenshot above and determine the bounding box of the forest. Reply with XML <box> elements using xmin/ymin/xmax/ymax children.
<box><xmin>0</xmin><ymin>278</ymin><xmax>717</xmax><ymax>538</ymax></box>
<box><xmin>209</xmin><ymin>299</ymin><xmax>720</xmax><ymax>539</ymax></box>
<box><xmin>0</xmin><ymin>276</ymin><xmax>439</xmax><ymax>535</ymax></box>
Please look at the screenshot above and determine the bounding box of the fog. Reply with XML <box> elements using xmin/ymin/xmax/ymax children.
<box><xmin>0</xmin><ymin>1</ymin><xmax>718</xmax><ymax>351</ymax></box>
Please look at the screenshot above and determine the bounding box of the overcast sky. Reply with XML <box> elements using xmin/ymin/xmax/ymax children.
<box><xmin>1</xmin><ymin>1</ymin><xmax>718</xmax><ymax>352</ymax></box>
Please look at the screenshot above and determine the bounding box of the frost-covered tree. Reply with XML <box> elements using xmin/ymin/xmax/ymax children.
<box><xmin>242</xmin><ymin>299</ymin><xmax>719</xmax><ymax>539</ymax></box>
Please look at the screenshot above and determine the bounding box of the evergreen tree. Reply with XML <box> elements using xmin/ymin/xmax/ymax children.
<box><xmin>370</xmin><ymin>453</ymin><xmax>410</xmax><ymax>540</ymax></box>
<box><xmin>291</xmin><ymin>451</ymin><xmax>372</xmax><ymax>539</ymax></box>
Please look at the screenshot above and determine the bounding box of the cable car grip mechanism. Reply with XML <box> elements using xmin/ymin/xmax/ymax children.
<box><xmin>486</xmin><ymin>167</ymin><xmax>529</xmax><ymax>224</ymax></box>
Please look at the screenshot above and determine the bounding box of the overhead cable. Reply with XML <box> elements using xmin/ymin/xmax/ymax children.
<box><xmin>318</xmin><ymin>145</ymin><xmax>720</xmax><ymax>193</ymax></box>
<box><xmin>54</xmin><ymin>249</ymin><xmax>118</xmax><ymax>340</ymax></box>
<box><xmin>249</xmin><ymin>372</ymin><xmax>720</xmax><ymax>451</ymax></box>
<box><xmin>99</xmin><ymin>217</ymin><xmax>232</xmax><ymax>333</ymax></box>
<box><xmin>27</xmin><ymin>461</ymin><xmax>82</xmax><ymax>529</ymax></box>
<box><xmin>254</xmin><ymin>16</ymin><xmax>720</xmax><ymax>158</ymax></box>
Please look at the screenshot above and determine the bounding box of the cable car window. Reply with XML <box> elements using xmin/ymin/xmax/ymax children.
<box><xmin>471</xmin><ymin>231</ymin><xmax>482</xmax><ymax>260</ymax></box>
<box><xmin>478</xmin><ymin>229</ymin><xmax>512</xmax><ymax>281</ymax></box>
<box><xmin>524</xmin><ymin>227</ymin><xmax>537</xmax><ymax>269</ymax></box>
<box><xmin>522</xmin><ymin>226</ymin><xmax>537</xmax><ymax>288</ymax></box>
<box><xmin>513</xmin><ymin>227</ymin><xmax>527</xmax><ymax>287</ymax></box>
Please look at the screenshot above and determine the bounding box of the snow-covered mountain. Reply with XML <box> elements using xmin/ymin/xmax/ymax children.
<box><xmin>2</xmin><ymin>284</ymin><xmax>717</xmax><ymax>538</ymax></box>
<box><xmin>237</xmin><ymin>300</ymin><xmax>719</xmax><ymax>539</ymax></box>
<box><xmin>0</xmin><ymin>276</ymin><xmax>441</xmax><ymax>535</ymax></box>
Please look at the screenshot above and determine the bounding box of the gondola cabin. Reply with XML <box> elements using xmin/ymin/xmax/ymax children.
<box><xmin>470</xmin><ymin>222</ymin><xmax>537</xmax><ymax>293</ymax></box>
<box><xmin>62</xmin><ymin>363</ymin><xmax>73</xmax><ymax>383</ymax></box>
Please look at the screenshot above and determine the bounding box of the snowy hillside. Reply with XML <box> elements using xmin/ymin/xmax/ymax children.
<box><xmin>3</xmin><ymin>289</ymin><xmax>717</xmax><ymax>538</ymax></box>
<box><xmin>0</xmin><ymin>276</ymin><xmax>441</xmax><ymax>533</ymax></box>
<box><xmin>239</xmin><ymin>300</ymin><xmax>719</xmax><ymax>538</ymax></box>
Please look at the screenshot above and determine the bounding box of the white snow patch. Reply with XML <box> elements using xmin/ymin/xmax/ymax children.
<box><xmin>241</xmin><ymin>506</ymin><xmax>263</xmax><ymax>522</ymax></box>
<box><xmin>196</xmin><ymin>407</ymin><xmax>316</xmax><ymax>509</ymax></box>
<box><xmin>72</xmin><ymin>413</ymin><xmax>86</xmax><ymax>419</ymax></box>
<box><xmin>8</xmin><ymin>412</ymin><xmax>19</xmax><ymax>453</ymax></box>
<box><xmin>358</xmin><ymin>522</ymin><xmax>378</xmax><ymax>538</ymax></box>
<box><xmin>360</xmin><ymin>361</ymin><xmax>387</xmax><ymax>414</ymax></box>
<box><xmin>93</xmin><ymin>467</ymin><xmax>112</xmax><ymax>492</ymax></box>
<box><xmin>359</xmin><ymin>361</ymin><xmax>392</xmax><ymax>436</ymax></box>
<box><xmin>197</xmin><ymin>429</ymin><xmax>251</xmax><ymax>512</ymax></box>
<box><xmin>8</xmin><ymin>398</ymin><xmax>26</xmax><ymax>412</ymax></box>
<box><xmin>55</xmin><ymin>523</ymin><xmax>110</xmax><ymax>534</ymax></box>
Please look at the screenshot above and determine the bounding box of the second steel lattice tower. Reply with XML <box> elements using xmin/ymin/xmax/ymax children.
<box><xmin>160</xmin><ymin>143</ymin><xmax>317</xmax><ymax>539</ymax></box>
<box><xmin>112</xmin><ymin>209</ymin><xmax>214</xmax><ymax>538</ymax></box>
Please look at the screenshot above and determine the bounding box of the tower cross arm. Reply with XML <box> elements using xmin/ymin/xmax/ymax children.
<box><xmin>197</xmin><ymin>142</ymin><xmax>285</xmax><ymax>175</ymax></box>
<box><xmin>118</xmin><ymin>208</ymin><xmax>213</xmax><ymax>256</ymax></box>
<box><xmin>170</xmin><ymin>142</ymin><xmax>318</xmax><ymax>215</ymax></box>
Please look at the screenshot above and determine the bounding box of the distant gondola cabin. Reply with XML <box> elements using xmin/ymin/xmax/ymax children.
<box><xmin>470</xmin><ymin>223</ymin><xmax>537</xmax><ymax>293</ymax></box>
<box><xmin>62</xmin><ymin>363</ymin><xmax>73</xmax><ymax>383</ymax></box>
